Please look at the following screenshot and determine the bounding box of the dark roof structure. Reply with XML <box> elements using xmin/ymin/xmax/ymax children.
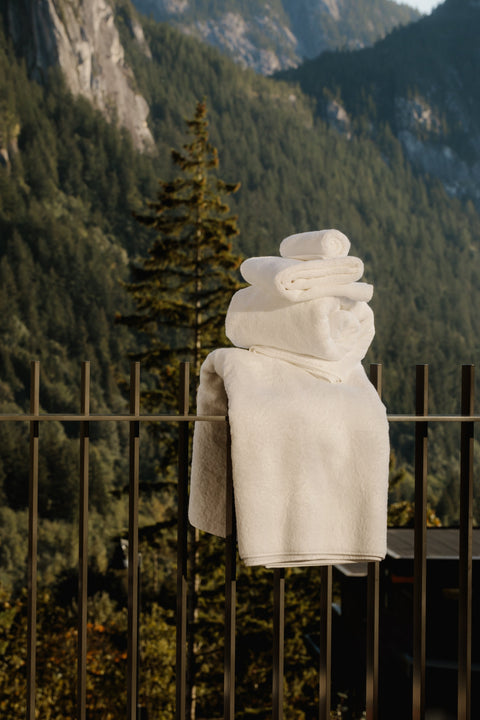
<box><xmin>336</xmin><ymin>528</ymin><xmax>480</xmax><ymax>577</ymax></box>
<box><xmin>388</xmin><ymin>527</ymin><xmax>480</xmax><ymax>560</ymax></box>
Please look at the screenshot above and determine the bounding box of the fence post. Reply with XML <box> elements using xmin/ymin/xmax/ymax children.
<box><xmin>413</xmin><ymin>364</ymin><xmax>428</xmax><ymax>720</ymax></box>
<box><xmin>319</xmin><ymin>565</ymin><xmax>332</xmax><ymax>720</ymax></box>
<box><xmin>176</xmin><ymin>362</ymin><xmax>190</xmax><ymax>720</ymax></box>
<box><xmin>224</xmin><ymin>420</ymin><xmax>237</xmax><ymax>720</ymax></box>
<box><xmin>78</xmin><ymin>361</ymin><xmax>90</xmax><ymax>720</ymax></box>
<box><xmin>27</xmin><ymin>361</ymin><xmax>40</xmax><ymax>720</ymax></box>
<box><xmin>366</xmin><ymin>364</ymin><xmax>382</xmax><ymax>720</ymax></box>
<box><xmin>458</xmin><ymin>364</ymin><xmax>474</xmax><ymax>720</ymax></box>
<box><xmin>127</xmin><ymin>362</ymin><xmax>141</xmax><ymax>720</ymax></box>
<box><xmin>272</xmin><ymin>567</ymin><xmax>285</xmax><ymax>720</ymax></box>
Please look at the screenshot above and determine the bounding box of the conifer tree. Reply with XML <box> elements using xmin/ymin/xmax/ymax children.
<box><xmin>117</xmin><ymin>99</ymin><xmax>243</xmax><ymax>419</ymax></box>
<box><xmin>117</xmin><ymin>101</ymin><xmax>243</xmax><ymax>717</ymax></box>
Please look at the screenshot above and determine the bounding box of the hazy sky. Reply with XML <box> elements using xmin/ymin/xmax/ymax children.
<box><xmin>398</xmin><ymin>0</ymin><xmax>441</xmax><ymax>12</ymax></box>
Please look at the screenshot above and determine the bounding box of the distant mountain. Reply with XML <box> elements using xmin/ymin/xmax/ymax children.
<box><xmin>1</xmin><ymin>0</ymin><xmax>154</xmax><ymax>150</ymax></box>
<box><xmin>130</xmin><ymin>0</ymin><xmax>420</xmax><ymax>74</ymax></box>
<box><xmin>278</xmin><ymin>0</ymin><xmax>480</xmax><ymax>207</ymax></box>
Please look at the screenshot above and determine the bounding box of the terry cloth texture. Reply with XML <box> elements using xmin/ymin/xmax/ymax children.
<box><xmin>189</xmin><ymin>228</ymin><xmax>390</xmax><ymax>567</ymax></box>
<box><xmin>189</xmin><ymin>350</ymin><xmax>390</xmax><ymax>567</ymax></box>
<box><xmin>240</xmin><ymin>255</ymin><xmax>373</xmax><ymax>303</ymax></box>
<box><xmin>280</xmin><ymin>228</ymin><xmax>351</xmax><ymax>260</ymax></box>
<box><xmin>225</xmin><ymin>286</ymin><xmax>374</xmax><ymax>383</ymax></box>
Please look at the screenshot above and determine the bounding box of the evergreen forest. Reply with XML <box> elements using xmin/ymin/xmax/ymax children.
<box><xmin>1</xmin><ymin>2</ymin><xmax>480</xmax><ymax>716</ymax></box>
<box><xmin>277</xmin><ymin>0</ymin><xmax>480</xmax><ymax>201</ymax></box>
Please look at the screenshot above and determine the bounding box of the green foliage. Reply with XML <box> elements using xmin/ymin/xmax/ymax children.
<box><xmin>0</xmin><ymin>22</ymin><xmax>162</xmax><ymax>530</ymax></box>
<box><xmin>138</xmin><ymin>603</ymin><xmax>176</xmax><ymax>717</ymax></box>
<box><xmin>0</xmin><ymin>588</ymin><xmax>176</xmax><ymax>718</ymax></box>
<box><xmin>387</xmin><ymin>451</ymin><xmax>443</xmax><ymax>528</ymax></box>
<box><xmin>116</xmin><ymin>99</ymin><xmax>243</xmax><ymax>467</ymax></box>
<box><xmin>117</xmin><ymin>99</ymin><xmax>243</xmax><ymax>383</ymax></box>
<box><xmin>172</xmin><ymin>534</ymin><xmax>325</xmax><ymax>719</ymax></box>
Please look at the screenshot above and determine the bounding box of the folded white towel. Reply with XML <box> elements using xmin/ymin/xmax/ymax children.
<box><xmin>280</xmin><ymin>228</ymin><xmax>350</xmax><ymax>260</ymax></box>
<box><xmin>225</xmin><ymin>286</ymin><xmax>374</xmax><ymax>373</ymax></box>
<box><xmin>249</xmin><ymin>345</ymin><xmax>364</xmax><ymax>384</ymax></box>
<box><xmin>240</xmin><ymin>255</ymin><xmax>373</xmax><ymax>303</ymax></box>
<box><xmin>189</xmin><ymin>349</ymin><xmax>390</xmax><ymax>567</ymax></box>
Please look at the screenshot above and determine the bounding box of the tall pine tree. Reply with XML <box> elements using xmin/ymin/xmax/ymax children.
<box><xmin>117</xmin><ymin>101</ymin><xmax>243</xmax><ymax>716</ymax></box>
<box><xmin>117</xmin><ymin>100</ymin><xmax>243</xmax><ymax>419</ymax></box>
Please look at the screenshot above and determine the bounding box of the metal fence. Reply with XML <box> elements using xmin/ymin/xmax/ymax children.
<box><xmin>0</xmin><ymin>360</ymin><xmax>477</xmax><ymax>720</ymax></box>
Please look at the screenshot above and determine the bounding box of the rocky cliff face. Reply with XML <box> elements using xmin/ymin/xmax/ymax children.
<box><xmin>323</xmin><ymin>88</ymin><xmax>480</xmax><ymax>205</ymax></box>
<box><xmin>4</xmin><ymin>0</ymin><xmax>154</xmax><ymax>151</ymax></box>
<box><xmin>184</xmin><ymin>10</ymin><xmax>298</xmax><ymax>75</ymax></box>
<box><xmin>394</xmin><ymin>94</ymin><xmax>480</xmax><ymax>205</ymax></box>
<box><xmin>381</xmin><ymin>2</ymin><xmax>480</xmax><ymax>206</ymax></box>
<box><xmin>131</xmin><ymin>0</ymin><xmax>419</xmax><ymax>75</ymax></box>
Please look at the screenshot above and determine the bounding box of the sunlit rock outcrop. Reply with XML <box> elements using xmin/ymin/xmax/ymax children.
<box><xmin>4</xmin><ymin>0</ymin><xmax>154</xmax><ymax>151</ymax></box>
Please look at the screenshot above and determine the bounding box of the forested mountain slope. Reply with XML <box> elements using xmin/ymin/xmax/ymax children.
<box><xmin>1</xmin><ymin>0</ymin><xmax>480</xmax><ymax>530</ymax></box>
<box><xmin>131</xmin><ymin>0</ymin><xmax>420</xmax><ymax>74</ymax></box>
<box><xmin>278</xmin><ymin>0</ymin><xmax>480</xmax><ymax>207</ymax></box>
<box><xmin>122</xmin><ymin>14</ymin><xmax>480</xmax><ymax>418</ymax></box>
<box><xmin>1</xmin><ymin>0</ymin><xmax>154</xmax><ymax>150</ymax></box>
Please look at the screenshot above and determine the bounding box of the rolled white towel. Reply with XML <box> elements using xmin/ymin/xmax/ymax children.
<box><xmin>240</xmin><ymin>255</ymin><xmax>373</xmax><ymax>303</ymax></box>
<box><xmin>280</xmin><ymin>228</ymin><xmax>350</xmax><ymax>260</ymax></box>
<box><xmin>226</xmin><ymin>285</ymin><xmax>374</xmax><ymax>365</ymax></box>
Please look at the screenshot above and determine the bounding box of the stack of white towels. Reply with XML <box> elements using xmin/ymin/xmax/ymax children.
<box><xmin>189</xmin><ymin>229</ymin><xmax>390</xmax><ymax>568</ymax></box>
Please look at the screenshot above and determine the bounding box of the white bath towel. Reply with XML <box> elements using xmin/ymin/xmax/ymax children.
<box><xmin>225</xmin><ymin>286</ymin><xmax>374</xmax><ymax>377</ymax></box>
<box><xmin>189</xmin><ymin>348</ymin><xmax>390</xmax><ymax>567</ymax></box>
<box><xmin>280</xmin><ymin>228</ymin><xmax>351</xmax><ymax>260</ymax></box>
<box><xmin>249</xmin><ymin>345</ymin><xmax>367</xmax><ymax>384</ymax></box>
<box><xmin>240</xmin><ymin>255</ymin><xmax>373</xmax><ymax>303</ymax></box>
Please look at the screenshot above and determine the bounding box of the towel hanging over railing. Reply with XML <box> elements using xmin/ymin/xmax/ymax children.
<box><xmin>189</xmin><ymin>229</ymin><xmax>390</xmax><ymax>568</ymax></box>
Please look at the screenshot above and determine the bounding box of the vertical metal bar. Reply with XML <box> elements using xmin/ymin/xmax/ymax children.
<box><xmin>369</xmin><ymin>362</ymin><xmax>382</xmax><ymax>399</ymax></box>
<box><xmin>78</xmin><ymin>362</ymin><xmax>90</xmax><ymax>720</ymax></box>
<box><xmin>366</xmin><ymin>563</ymin><xmax>380</xmax><ymax>720</ymax></box>
<box><xmin>413</xmin><ymin>365</ymin><xmax>428</xmax><ymax>720</ymax></box>
<box><xmin>319</xmin><ymin>565</ymin><xmax>332</xmax><ymax>720</ymax></box>
<box><xmin>127</xmin><ymin>362</ymin><xmax>140</xmax><ymax>720</ymax></box>
<box><xmin>27</xmin><ymin>361</ymin><xmax>40</xmax><ymax>720</ymax></box>
<box><xmin>366</xmin><ymin>364</ymin><xmax>382</xmax><ymax>720</ymax></box>
<box><xmin>272</xmin><ymin>568</ymin><xmax>285</xmax><ymax>720</ymax></box>
<box><xmin>224</xmin><ymin>420</ymin><xmax>236</xmax><ymax>720</ymax></box>
<box><xmin>458</xmin><ymin>364</ymin><xmax>474</xmax><ymax>720</ymax></box>
<box><xmin>176</xmin><ymin>362</ymin><xmax>190</xmax><ymax>720</ymax></box>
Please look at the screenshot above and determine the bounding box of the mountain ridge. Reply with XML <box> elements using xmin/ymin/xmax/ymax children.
<box><xmin>277</xmin><ymin>0</ymin><xmax>480</xmax><ymax>206</ymax></box>
<box><xmin>130</xmin><ymin>0</ymin><xmax>420</xmax><ymax>74</ymax></box>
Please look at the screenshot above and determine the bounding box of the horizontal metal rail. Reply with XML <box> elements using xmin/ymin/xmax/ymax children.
<box><xmin>0</xmin><ymin>413</ymin><xmax>227</xmax><ymax>422</ymax></box>
<box><xmin>388</xmin><ymin>414</ymin><xmax>480</xmax><ymax>422</ymax></box>
<box><xmin>2</xmin><ymin>413</ymin><xmax>480</xmax><ymax>423</ymax></box>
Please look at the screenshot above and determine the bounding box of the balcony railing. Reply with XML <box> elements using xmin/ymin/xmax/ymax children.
<box><xmin>0</xmin><ymin>361</ymin><xmax>476</xmax><ymax>720</ymax></box>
